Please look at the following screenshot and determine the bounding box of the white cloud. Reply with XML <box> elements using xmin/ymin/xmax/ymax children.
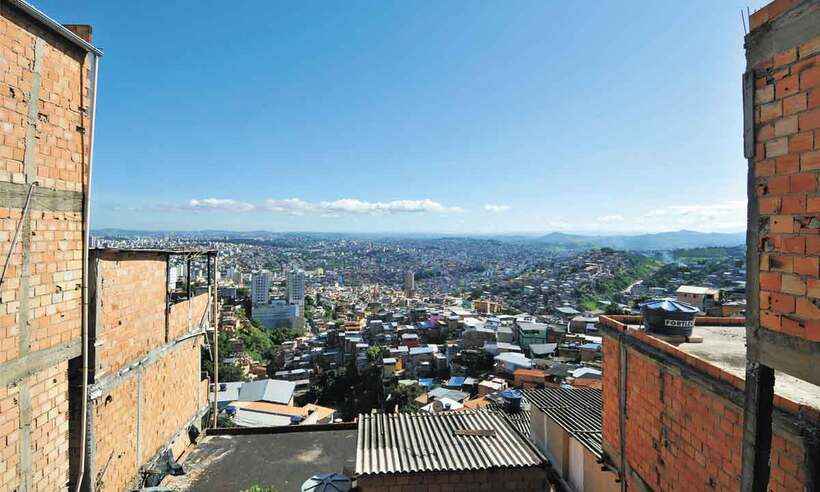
<box><xmin>262</xmin><ymin>198</ymin><xmax>317</xmax><ymax>215</ymax></box>
<box><xmin>187</xmin><ymin>198</ymin><xmax>256</xmax><ymax>213</ymax></box>
<box><xmin>596</xmin><ymin>214</ymin><xmax>625</xmax><ymax>223</ymax></box>
<box><xmin>155</xmin><ymin>197</ymin><xmax>464</xmax><ymax>216</ymax></box>
<box><xmin>262</xmin><ymin>198</ymin><xmax>463</xmax><ymax>215</ymax></box>
<box><xmin>541</xmin><ymin>201</ymin><xmax>746</xmax><ymax>234</ymax></box>
<box><xmin>638</xmin><ymin>201</ymin><xmax>746</xmax><ymax>231</ymax></box>
<box><xmin>484</xmin><ymin>204</ymin><xmax>511</xmax><ymax>213</ymax></box>
<box><xmin>581</xmin><ymin>201</ymin><xmax>746</xmax><ymax>233</ymax></box>
<box><xmin>150</xmin><ymin>198</ymin><xmax>256</xmax><ymax>213</ymax></box>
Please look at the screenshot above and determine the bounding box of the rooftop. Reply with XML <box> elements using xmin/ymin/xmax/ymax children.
<box><xmin>355</xmin><ymin>410</ymin><xmax>545</xmax><ymax>476</ymax></box>
<box><xmin>676</xmin><ymin>285</ymin><xmax>719</xmax><ymax>295</ymax></box>
<box><xmin>523</xmin><ymin>387</ymin><xmax>604</xmax><ymax>458</ymax></box>
<box><xmin>167</xmin><ymin>429</ymin><xmax>357</xmax><ymax>491</ymax></box>
<box><xmin>667</xmin><ymin>324</ymin><xmax>819</xmax><ymax>409</ymax></box>
<box><xmin>607</xmin><ymin>316</ymin><xmax>820</xmax><ymax>416</ymax></box>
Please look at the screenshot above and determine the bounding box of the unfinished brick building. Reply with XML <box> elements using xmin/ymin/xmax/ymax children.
<box><xmin>599</xmin><ymin>316</ymin><xmax>817</xmax><ymax>491</ymax></box>
<box><xmin>1</xmin><ymin>3</ymin><xmax>216</xmax><ymax>491</ymax></box>
<box><xmin>743</xmin><ymin>0</ymin><xmax>820</xmax><ymax>490</ymax></box>
<box><xmin>79</xmin><ymin>249</ymin><xmax>213</xmax><ymax>491</ymax></box>
<box><xmin>0</xmin><ymin>0</ymin><xmax>100</xmax><ymax>490</ymax></box>
<box><xmin>594</xmin><ymin>2</ymin><xmax>820</xmax><ymax>491</ymax></box>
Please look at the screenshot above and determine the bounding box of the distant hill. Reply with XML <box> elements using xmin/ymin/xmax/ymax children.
<box><xmin>534</xmin><ymin>230</ymin><xmax>746</xmax><ymax>251</ymax></box>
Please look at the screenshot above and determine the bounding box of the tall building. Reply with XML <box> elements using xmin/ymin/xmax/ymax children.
<box><xmin>287</xmin><ymin>269</ymin><xmax>306</xmax><ymax>307</ymax></box>
<box><xmin>404</xmin><ymin>270</ymin><xmax>415</xmax><ymax>297</ymax></box>
<box><xmin>252</xmin><ymin>299</ymin><xmax>300</xmax><ymax>330</ymax></box>
<box><xmin>251</xmin><ymin>269</ymin><xmax>273</xmax><ymax>305</ymax></box>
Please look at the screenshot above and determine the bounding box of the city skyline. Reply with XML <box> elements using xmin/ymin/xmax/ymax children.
<box><xmin>39</xmin><ymin>0</ymin><xmax>767</xmax><ymax>234</ymax></box>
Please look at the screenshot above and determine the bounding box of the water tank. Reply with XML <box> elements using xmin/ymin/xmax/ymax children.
<box><xmin>499</xmin><ymin>389</ymin><xmax>523</xmax><ymax>411</ymax></box>
<box><xmin>301</xmin><ymin>473</ymin><xmax>351</xmax><ymax>492</ymax></box>
<box><xmin>640</xmin><ymin>299</ymin><xmax>698</xmax><ymax>337</ymax></box>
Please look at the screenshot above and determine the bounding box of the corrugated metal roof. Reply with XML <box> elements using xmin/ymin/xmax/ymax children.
<box><xmin>485</xmin><ymin>402</ymin><xmax>532</xmax><ymax>437</ymax></box>
<box><xmin>355</xmin><ymin>410</ymin><xmax>546</xmax><ymax>476</ymax></box>
<box><xmin>238</xmin><ymin>379</ymin><xmax>296</xmax><ymax>404</ymax></box>
<box><xmin>523</xmin><ymin>387</ymin><xmax>603</xmax><ymax>458</ymax></box>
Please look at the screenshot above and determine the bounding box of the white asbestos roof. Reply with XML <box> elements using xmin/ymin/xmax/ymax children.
<box><xmin>355</xmin><ymin>410</ymin><xmax>545</xmax><ymax>476</ymax></box>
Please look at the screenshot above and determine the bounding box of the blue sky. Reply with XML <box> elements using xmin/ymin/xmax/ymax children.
<box><xmin>42</xmin><ymin>1</ymin><xmax>767</xmax><ymax>234</ymax></box>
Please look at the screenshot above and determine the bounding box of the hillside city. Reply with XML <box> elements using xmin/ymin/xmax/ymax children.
<box><xmin>94</xmin><ymin>232</ymin><xmax>748</xmax><ymax>423</ymax></box>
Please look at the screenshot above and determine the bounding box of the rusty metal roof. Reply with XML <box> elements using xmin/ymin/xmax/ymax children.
<box><xmin>523</xmin><ymin>387</ymin><xmax>603</xmax><ymax>458</ymax></box>
<box><xmin>355</xmin><ymin>410</ymin><xmax>545</xmax><ymax>476</ymax></box>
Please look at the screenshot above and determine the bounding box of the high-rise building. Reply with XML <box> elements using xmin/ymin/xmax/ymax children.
<box><xmin>404</xmin><ymin>271</ymin><xmax>415</xmax><ymax>297</ymax></box>
<box><xmin>252</xmin><ymin>299</ymin><xmax>299</xmax><ymax>329</ymax></box>
<box><xmin>287</xmin><ymin>269</ymin><xmax>306</xmax><ymax>307</ymax></box>
<box><xmin>251</xmin><ymin>269</ymin><xmax>273</xmax><ymax>305</ymax></box>
<box><xmin>168</xmin><ymin>265</ymin><xmax>179</xmax><ymax>289</ymax></box>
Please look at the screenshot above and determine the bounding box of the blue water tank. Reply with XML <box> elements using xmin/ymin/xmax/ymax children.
<box><xmin>499</xmin><ymin>389</ymin><xmax>523</xmax><ymax>411</ymax></box>
<box><xmin>640</xmin><ymin>298</ymin><xmax>699</xmax><ymax>337</ymax></box>
<box><xmin>225</xmin><ymin>405</ymin><xmax>237</xmax><ymax>416</ymax></box>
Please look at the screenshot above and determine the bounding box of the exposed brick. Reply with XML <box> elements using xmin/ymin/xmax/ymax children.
<box><xmin>771</xmin><ymin>215</ymin><xmax>795</xmax><ymax>233</ymax></box>
<box><xmin>781</xmin><ymin>316</ymin><xmax>805</xmax><ymax>337</ymax></box>
<box><xmin>801</xmin><ymin>65</ymin><xmax>820</xmax><ymax>91</ymax></box>
<box><xmin>760</xmin><ymin>196</ymin><xmax>781</xmax><ymax>214</ymax></box>
<box><xmin>760</xmin><ymin>100</ymin><xmax>784</xmax><ymax>123</ymax></box>
<box><xmin>810</xmin><ymin>90</ymin><xmax>820</xmax><ymax>110</ymax></box>
<box><xmin>770</xmin><ymin>254</ymin><xmax>794</xmax><ymax>272</ymax></box>
<box><xmin>790</xmin><ymin>172</ymin><xmax>817</xmax><ymax>193</ymax></box>
<box><xmin>776</xmin><ymin>75</ymin><xmax>800</xmax><ymax>99</ymax></box>
<box><xmin>801</xmin><ymin>150</ymin><xmax>820</xmax><ymax>171</ymax></box>
<box><xmin>783</xmin><ymin>93</ymin><xmax>808</xmax><ymax>115</ymax></box>
<box><xmin>0</xmin><ymin>5</ymin><xmax>93</xmax><ymax>490</ymax></box>
<box><xmin>796</xmin><ymin>296</ymin><xmax>820</xmax><ymax>319</ymax></box>
<box><xmin>758</xmin><ymin>124</ymin><xmax>776</xmax><ymax>143</ymax></box>
<box><xmin>774</xmin><ymin>48</ymin><xmax>798</xmax><ymax>67</ymax></box>
<box><xmin>807</xmin><ymin>235</ymin><xmax>820</xmax><ymax>254</ymax></box>
<box><xmin>807</xmin><ymin>196</ymin><xmax>820</xmax><ymax>213</ymax></box>
<box><xmin>781</xmin><ymin>195</ymin><xmax>806</xmax><ymax>213</ymax></box>
<box><xmin>766</xmin><ymin>137</ymin><xmax>789</xmax><ymax>158</ymax></box>
<box><xmin>807</xmin><ymin>278</ymin><xmax>820</xmax><ymax>298</ymax></box>
<box><xmin>761</xmin><ymin>310</ymin><xmax>782</xmax><ymax>331</ymax></box>
<box><xmin>768</xmin><ymin>174</ymin><xmax>791</xmax><ymax>194</ymax></box>
<box><xmin>800</xmin><ymin>107</ymin><xmax>820</xmax><ymax>131</ymax></box>
<box><xmin>782</xmin><ymin>236</ymin><xmax>806</xmax><ymax>253</ymax></box>
<box><xmin>790</xmin><ymin>132</ymin><xmax>814</xmax><ymax>153</ymax></box>
<box><xmin>775</xmin><ymin>154</ymin><xmax>800</xmax><ymax>174</ymax></box>
<box><xmin>775</xmin><ymin>116</ymin><xmax>798</xmax><ymax>137</ymax></box>
<box><xmin>794</xmin><ymin>255</ymin><xmax>819</xmax><ymax>276</ymax></box>
<box><xmin>781</xmin><ymin>274</ymin><xmax>806</xmax><ymax>295</ymax></box>
<box><xmin>756</xmin><ymin>84</ymin><xmax>775</xmax><ymax>104</ymax></box>
<box><xmin>771</xmin><ymin>292</ymin><xmax>796</xmax><ymax>313</ymax></box>
<box><xmin>760</xmin><ymin>271</ymin><xmax>782</xmax><ymax>291</ymax></box>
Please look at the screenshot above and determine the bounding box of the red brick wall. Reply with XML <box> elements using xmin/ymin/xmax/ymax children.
<box><xmin>753</xmin><ymin>30</ymin><xmax>820</xmax><ymax>342</ymax></box>
<box><xmin>1</xmin><ymin>6</ymin><xmax>89</xmax><ymax>362</ymax></box>
<box><xmin>94</xmin><ymin>253</ymin><xmax>167</xmax><ymax>378</ymax></box>
<box><xmin>91</xmin><ymin>339</ymin><xmax>206</xmax><ymax>492</ymax></box>
<box><xmin>93</xmin><ymin>252</ymin><xmax>210</xmax><ymax>378</ymax></box>
<box><xmin>1</xmin><ymin>2</ymin><xmax>93</xmax><ymax>490</ymax></box>
<box><xmin>168</xmin><ymin>291</ymin><xmax>210</xmax><ymax>340</ymax></box>
<box><xmin>600</xmin><ymin>318</ymin><xmax>813</xmax><ymax>492</ymax></box>
<box><xmin>88</xmin><ymin>253</ymin><xmax>210</xmax><ymax>491</ymax></box>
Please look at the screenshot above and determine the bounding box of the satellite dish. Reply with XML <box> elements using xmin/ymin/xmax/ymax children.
<box><xmin>431</xmin><ymin>400</ymin><xmax>444</xmax><ymax>413</ymax></box>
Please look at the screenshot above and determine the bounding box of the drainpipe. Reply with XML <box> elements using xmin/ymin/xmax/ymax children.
<box><xmin>75</xmin><ymin>50</ymin><xmax>100</xmax><ymax>492</ymax></box>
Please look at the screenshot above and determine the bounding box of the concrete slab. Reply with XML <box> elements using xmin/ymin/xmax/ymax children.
<box><xmin>165</xmin><ymin>429</ymin><xmax>357</xmax><ymax>491</ymax></box>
